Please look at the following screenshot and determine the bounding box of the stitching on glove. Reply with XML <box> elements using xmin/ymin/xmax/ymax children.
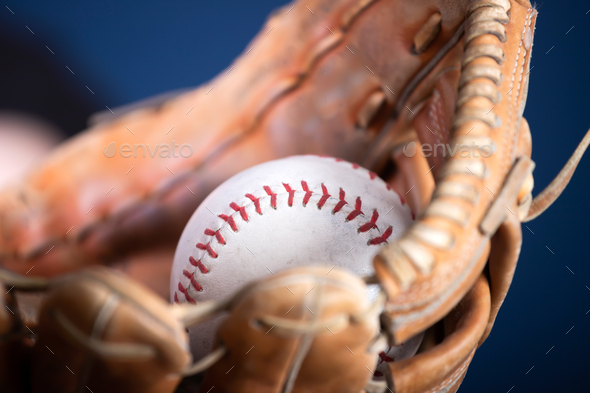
<box><xmin>498</xmin><ymin>8</ymin><xmax>532</xmax><ymax>192</ymax></box>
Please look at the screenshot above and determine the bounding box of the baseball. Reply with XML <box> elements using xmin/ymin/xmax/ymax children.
<box><xmin>171</xmin><ymin>155</ymin><xmax>416</xmax><ymax>361</ymax></box>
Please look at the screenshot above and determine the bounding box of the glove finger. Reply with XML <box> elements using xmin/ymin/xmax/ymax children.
<box><xmin>30</xmin><ymin>267</ymin><xmax>190</xmax><ymax>393</ymax></box>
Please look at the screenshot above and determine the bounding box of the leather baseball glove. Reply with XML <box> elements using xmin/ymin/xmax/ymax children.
<box><xmin>1</xmin><ymin>0</ymin><xmax>589</xmax><ymax>392</ymax></box>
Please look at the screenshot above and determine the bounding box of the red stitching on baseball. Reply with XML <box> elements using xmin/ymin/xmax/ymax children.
<box><xmin>183</xmin><ymin>270</ymin><xmax>203</xmax><ymax>292</ymax></box>
<box><xmin>189</xmin><ymin>256</ymin><xmax>208</xmax><ymax>274</ymax></box>
<box><xmin>379</xmin><ymin>351</ymin><xmax>395</xmax><ymax>363</ymax></box>
<box><xmin>218</xmin><ymin>214</ymin><xmax>237</xmax><ymax>231</ymax></box>
<box><xmin>231</xmin><ymin>202</ymin><xmax>249</xmax><ymax>222</ymax></box>
<box><xmin>301</xmin><ymin>181</ymin><xmax>313</xmax><ymax>206</ymax></box>
<box><xmin>332</xmin><ymin>188</ymin><xmax>347</xmax><ymax>213</ymax></box>
<box><xmin>369</xmin><ymin>226</ymin><xmax>393</xmax><ymax>245</ymax></box>
<box><xmin>346</xmin><ymin>197</ymin><xmax>364</xmax><ymax>221</ymax></box>
<box><xmin>359</xmin><ymin>210</ymin><xmax>379</xmax><ymax>232</ymax></box>
<box><xmin>174</xmin><ymin>292</ymin><xmax>180</xmax><ymax>303</ymax></box>
<box><xmin>178</xmin><ymin>282</ymin><xmax>196</xmax><ymax>303</ymax></box>
<box><xmin>246</xmin><ymin>193</ymin><xmax>262</xmax><ymax>214</ymax></box>
<box><xmin>375</xmin><ymin>350</ymin><xmax>396</xmax><ymax>377</ymax></box>
<box><xmin>264</xmin><ymin>185</ymin><xmax>277</xmax><ymax>208</ymax></box>
<box><xmin>283</xmin><ymin>183</ymin><xmax>296</xmax><ymax>206</ymax></box>
<box><xmin>176</xmin><ymin>160</ymin><xmax>414</xmax><ymax>304</ymax></box>
<box><xmin>204</xmin><ymin>228</ymin><xmax>226</xmax><ymax>245</ymax></box>
<box><xmin>317</xmin><ymin>184</ymin><xmax>330</xmax><ymax>209</ymax></box>
<box><xmin>197</xmin><ymin>242</ymin><xmax>218</xmax><ymax>258</ymax></box>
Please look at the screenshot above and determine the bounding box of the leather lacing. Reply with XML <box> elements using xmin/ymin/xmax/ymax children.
<box><xmin>378</xmin><ymin>0</ymin><xmax>513</xmax><ymax>313</ymax></box>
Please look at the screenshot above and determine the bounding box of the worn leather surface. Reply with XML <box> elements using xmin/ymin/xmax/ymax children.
<box><xmin>30</xmin><ymin>268</ymin><xmax>190</xmax><ymax>393</ymax></box>
<box><xmin>200</xmin><ymin>267</ymin><xmax>382</xmax><ymax>393</ymax></box>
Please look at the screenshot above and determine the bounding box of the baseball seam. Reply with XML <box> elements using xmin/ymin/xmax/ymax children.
<box><xmin>175</xmin><ymin>173</ymin><xmax>409</xmax><ymax>304</ymax></box>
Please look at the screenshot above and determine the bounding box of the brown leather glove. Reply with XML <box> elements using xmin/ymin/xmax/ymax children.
<box><xmin>0</xmin><ymin>0</ymin><xmax>517</xmax><ymax>296</ymax></box>
<box><xmin>0</xmin><ymin>267</ymin><xmax>195</xmax><ymax>393</ymax></box>
<box><xmin>1</xmin><ymin>0</ymin><xmax>589</xmax><ymax>392</ymax></box>
<box><xmin>0</xmin><ymin>262</ymin><xmax>487</xmax><ymax>393</ymax></box>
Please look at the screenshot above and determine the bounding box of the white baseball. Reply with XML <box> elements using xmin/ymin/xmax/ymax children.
<box><xmin>171</xmin><ymin>155</ymin><xmax>417</xmax><ymax>362</ymax></box>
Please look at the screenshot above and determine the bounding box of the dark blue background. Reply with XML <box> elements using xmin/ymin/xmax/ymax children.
<box><xmin>2</xmin><ymin>1</ymin><xmax>589</xmax><ymax>391</ymax></box>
